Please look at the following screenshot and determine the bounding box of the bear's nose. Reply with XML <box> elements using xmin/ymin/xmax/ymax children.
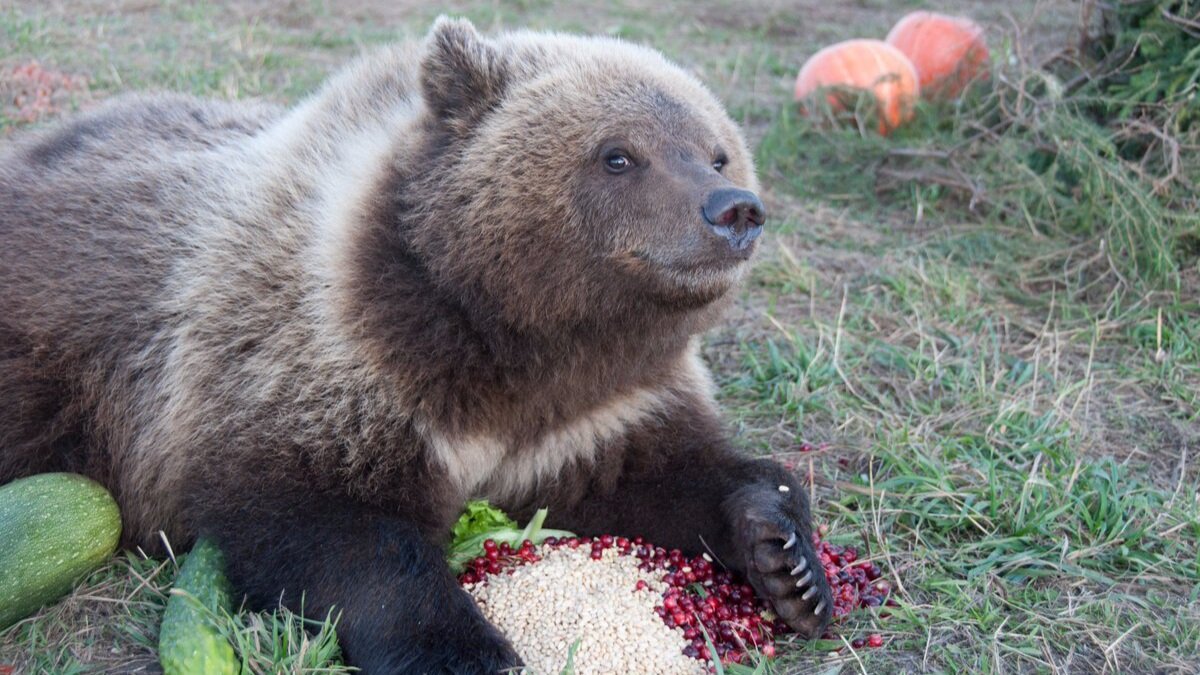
<box><xmin>702</xmin><ymin>188</ymin><xmax>766</xmax><ymax>252</ymax></box>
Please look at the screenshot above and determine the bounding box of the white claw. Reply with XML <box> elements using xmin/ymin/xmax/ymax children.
<box><xmin>782</xmin><ymin>532</ymin><xmax>797</xmax><ymax>550</ymax></box>
<box><xmin>794</xmin><ymin>570</ymin><xmax>813</xmax><ymax>588</ymax></box>
<box><xmin>814</xmin><ymin>599</ymin><xmax>827</xmax><ymax>615</ymax></box>
<box><xmin>789</xmin><ymin>558</ymin><xmax>808</xmax><ymax>575</ymax></box>
<box><xmin>802</xmin><ymin>586</ymin><xmax>817</xmax><ymax>601</ymax></box>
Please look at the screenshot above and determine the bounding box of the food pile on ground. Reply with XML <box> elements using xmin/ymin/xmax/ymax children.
<box><xmin>811</xmin><ymin>525</ymin><xmax>894</xmax><ymax>650</ymax></box>
<box><xmin>465</xmin><ymin>539</ymin><xmax>706</xmax><ymax>675</ymax></box>
<box><xmin>458</xmin><ymin>525</ymin><xmax>899</xmax><ymax>672</ymax></box>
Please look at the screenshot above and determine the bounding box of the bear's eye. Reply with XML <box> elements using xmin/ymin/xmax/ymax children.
<box><xmin>713</xmin><ymin>155</ymin><xmax>728</xmax><ymax>173</ymax></box>
<box><xmin>603</xmin><ymin>151</ymin><xmax>633</xmax><ymax>174</ymax></box>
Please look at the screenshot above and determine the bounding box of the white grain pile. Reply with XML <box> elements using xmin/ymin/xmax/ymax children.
<box><xmin>465</xmin><ymin>545</ymin><xmax>707</xmax><ymax>675</ymax></box>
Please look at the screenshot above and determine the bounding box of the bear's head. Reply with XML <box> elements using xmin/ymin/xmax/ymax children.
<box><xmin>404</xmin><ymin>18</ymin><xmax>764</xmax><ymax>336</ymax></box>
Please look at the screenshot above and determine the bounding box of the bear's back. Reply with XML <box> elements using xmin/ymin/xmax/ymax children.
<box><xmin>0</xmin><ymin>94</ymin><xmax>281</xmax><ymax>340</ymax></box>
<box><xmin>5</xmin><ymin>93</ymin><xmax>280</xmax><ymax>170</ymax></box>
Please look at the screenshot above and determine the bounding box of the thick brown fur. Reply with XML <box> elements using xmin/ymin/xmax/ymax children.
<box><xmin>0</xmin><ymin>18</ymin><xmax>831</xmax><ymax>673</ymax></box>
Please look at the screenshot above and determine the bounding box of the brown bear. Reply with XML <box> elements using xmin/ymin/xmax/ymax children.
<box><xmin>0</xmin><ymin>17</ymin><xmax>832</xmax><ymax>673</ymax></box>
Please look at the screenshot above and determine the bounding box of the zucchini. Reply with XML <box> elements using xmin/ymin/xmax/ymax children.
<box><xmin>159</xmin><ymin>538</ymin><xmax>238</xmax><ymax>675</ymax></box>
<box><xmin>0</xmin><ymin>473</ymin><xmax>122</xmax><ymax>629</ymax></box>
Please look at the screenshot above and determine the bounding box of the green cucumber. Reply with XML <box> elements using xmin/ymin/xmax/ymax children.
<box><xmin>158</xmin><ymin>538</ymin><xmax>238</xmax><ymax>675</ymax></box>
<box><xmin>0</xmin><ymin>472</ymin><xmax>122</xmax><ymax>629</ymax></box>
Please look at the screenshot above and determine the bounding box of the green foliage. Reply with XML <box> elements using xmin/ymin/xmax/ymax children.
<box><xmin>758</xmin><ymin>49</ymin><xmax>1200</xmax><ymax>291</ymax></box>
<box><xmin>451</xmin><ymin>500</ymin><xmax>519</xmax><ymax>544</ymax></box>
<box><xmin>447</xmin><ymin>503</ymin><xmax>575</xmax><ymax>573</ymax></box>
<box><xmin>218</xmin><ymin>601</ymin><xmax>348</xmax><ymax>674</ymax></box>
<box><xmin>160</xmin><ymin>540</ymin><xmax>351</xmax><ymax>674</ymax></box>
<box><xmin>559</xmin><ymin>639</ymin><xmax>581</xmax><ymax>675</ymax></box>
<box><xmin>862</xmin><ymin>410</ymin><xmax>1200</xmax><ymax>584</ymax></box>
<box><xmin>1086</xmin><ymin>0</ymin><xmax>1200</xmax><ymax>127</ymax></box>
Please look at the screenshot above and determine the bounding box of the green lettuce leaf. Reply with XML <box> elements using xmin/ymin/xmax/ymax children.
<box><xmin>446</xmin><ymin>501</ymin><xmax>575</xmax><ymax>573</ymax></box>
<box><xmin>451</xmin><ymin>500</ymin><xmax>517</xmax><ymax>545</ymax></box>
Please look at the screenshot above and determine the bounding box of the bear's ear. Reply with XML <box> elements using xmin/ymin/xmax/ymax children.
<box><xmin>420</xmin><ymin>17</ymin><xmax>509</xmax><ymax>134</ymax></box>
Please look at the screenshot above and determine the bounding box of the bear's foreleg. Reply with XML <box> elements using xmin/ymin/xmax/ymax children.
<box><xmin>541</xmin><ymin>401</ymin><xmax>835</xmax><ymax>639</ymax></box>
<box><xmin>190</xmin><ymin>489</ymin><xmax>521</xmax><ymax>674</ymax></box>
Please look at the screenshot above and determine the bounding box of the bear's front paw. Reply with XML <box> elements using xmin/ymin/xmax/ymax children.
<box><xmin>727</xmin><ymin>483</ymin><xmax>833</xmax><ymax>639</ymax></box>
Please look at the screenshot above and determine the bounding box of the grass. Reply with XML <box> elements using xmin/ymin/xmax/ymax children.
<box><xmin>219</xmin><ymin>602</ymin><xmax>346</xmax><ymax>673</ymax></box>
<box><xmin>0</xmin><ymin>548</ymin><xmax>349</xmax><ymax>674</ymax></box>
<box><xmin>717</xmin><ymin>201</ymin><xmax>1198</xmax><ymax>672</ymax></box>
<box><xmin>2</xmin><ymin>0</ymin><xmax>1198</xmax><ymax>673</ymax></box>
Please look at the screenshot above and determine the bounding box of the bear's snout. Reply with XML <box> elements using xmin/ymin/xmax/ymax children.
<box><xmin>702</xmin><ymin>188</ymin><xmax>765</xmax><ymax>252</ymax></box>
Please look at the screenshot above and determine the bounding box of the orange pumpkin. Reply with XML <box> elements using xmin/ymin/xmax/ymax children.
<box><xmin>886</xmin><ymin>11</ymin><xmax>989</xmax><ymax>99</ymax></box>
<box><xmin>793</xmin><ymin>39</ymin><xmax>919</xmax><ymax>136</ymax></box>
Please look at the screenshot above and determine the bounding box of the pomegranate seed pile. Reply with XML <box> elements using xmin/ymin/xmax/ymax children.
<box><xmin>460</xmin><ymin>527</ymin><xmax>896</xmax><ymax>671</ymax></box>
<box><xmin>811</xmin><ymin>525</ymin><xmax>895</xmax><ymax>650</ymax></box>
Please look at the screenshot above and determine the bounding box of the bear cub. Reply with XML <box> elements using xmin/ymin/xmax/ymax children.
<box><xmin>0</xmin><ymin>17</ymin><xmax>833</xmax><ymax>673</ymax></box>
